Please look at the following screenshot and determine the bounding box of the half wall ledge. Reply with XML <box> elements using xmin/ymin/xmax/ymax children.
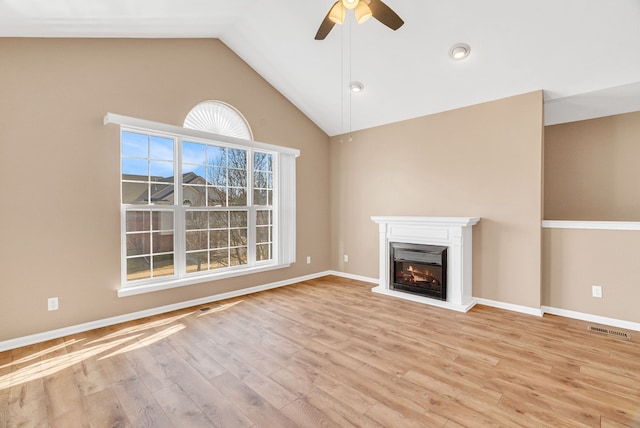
<box><xmin>542</xmin><ymin>220</ymin><xmax>640</xmax><ymax>230</ymax></box>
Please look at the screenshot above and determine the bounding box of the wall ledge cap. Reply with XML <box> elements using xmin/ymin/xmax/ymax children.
<box><xmin>542</xmin><ymin>220</ymin><xmax>640</xmax><ymax>231</ymax></box>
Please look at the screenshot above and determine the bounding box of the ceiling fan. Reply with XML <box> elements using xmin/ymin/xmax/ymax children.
<box><xmin>315</xmin><ymin>0</ymin><xmax>404</xmax><ymax>40</ymax></box>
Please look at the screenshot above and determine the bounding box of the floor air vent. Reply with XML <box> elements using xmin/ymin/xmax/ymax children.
<box><xmin>588</xmin><ymin>325</ymin><xmax>631</xmax><ymax>339</ymax></box>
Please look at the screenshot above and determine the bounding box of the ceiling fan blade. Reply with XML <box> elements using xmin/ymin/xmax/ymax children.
<box><xmin>367</xmin><ymin>0</ymin><xmax>404</xmax><ymax>31</ymax></box>
<box><xmin>315</xmin><ymin>4</ymin><xmax>337</xmax><ymax>40</ymax></box>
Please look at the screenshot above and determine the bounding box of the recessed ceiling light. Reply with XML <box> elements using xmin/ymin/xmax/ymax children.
<box><xmin>449</xmin><ymin>43</ymin><xmax>471</xmax><ymax>60</ymax></box>
<box><xmin>350</xmin><ymin>81</ymin><xmax>365</xmax><ymax>93</ymax></box>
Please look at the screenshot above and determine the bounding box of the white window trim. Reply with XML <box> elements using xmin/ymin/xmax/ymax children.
<box><xmin>105</xmin><ymin>113</ymin><xmax>299</xmax><ymax>157</ymax></box>
<box><xmin>117</xmin><ymin>263</ymin><xmax>293</xmax><ymax>297</ymax></box>
<box><xmin>105</xmin><ymin>113</ymin><xmax>300</xmax><ymax>297</ymax></box>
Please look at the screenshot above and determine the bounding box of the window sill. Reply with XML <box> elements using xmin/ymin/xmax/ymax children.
<box><xmin>117</xmin><ymin>262</ymin><xmax>291</xmax><ymax>297</ymax></box>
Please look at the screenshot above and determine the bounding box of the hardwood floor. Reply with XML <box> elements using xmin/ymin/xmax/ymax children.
<box><xmin>1</xmin><ymin>276</ymin><xmax>639</xmax><ymax>427</ymax></box>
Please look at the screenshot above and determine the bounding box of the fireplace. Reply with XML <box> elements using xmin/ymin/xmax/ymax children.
<box><xmin>372</xmin><ymin>216</ymin><xmax>480</xmax><ymax>312</ymax></box>
<box><xmin>390</xmin><ymin>242</ymin><xmax>447</xmax><ymax>300</ymax></box>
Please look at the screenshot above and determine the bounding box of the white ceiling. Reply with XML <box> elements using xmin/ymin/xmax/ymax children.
<box><xmin>2</xmin><ymin>0</ymin><xmax>640</xmax><ymax>136</ymax></box>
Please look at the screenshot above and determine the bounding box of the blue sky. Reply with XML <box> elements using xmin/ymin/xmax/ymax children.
<box><xmin>121</xmin><ymin>131</ymin><xmax>264</xmax><ymax>181</ymax></box>
<box><xmin>122</xmin><ymin>132</ymin><xmax>228</xmax><ymax>179</ymax></box>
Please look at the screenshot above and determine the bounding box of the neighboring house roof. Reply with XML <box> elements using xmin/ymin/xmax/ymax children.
<box><xmin>127</xmin><ymin>172</ymin><xmax>225</xmax><ymax>206</ymax></box>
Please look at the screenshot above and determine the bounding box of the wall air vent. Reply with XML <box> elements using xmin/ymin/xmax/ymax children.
<box><xmin>588</xmin><ymin>325</ymin><xmax>631</xmax><ymax>339</ymax></box>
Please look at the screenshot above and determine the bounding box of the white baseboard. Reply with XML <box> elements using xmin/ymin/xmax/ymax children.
<box><xmin>330</xmin><ymin>273</ymin><xmax>544</xmax><ymax>317</ymax></box>
<box><xmin>473</xmin><ymin>300</ymin><xmax>640</xmax><ymax>332</ymax></box>
<box><xmin>326</xmin><ymin>270</ymin><xmax>379</xmax><ymax>284</ymax></box>
<box><xmin>541</xmin><ymin>306</ymin><xmax>640</xmax><ymax>332</ymax></box>
<box><xmin>6</xmin><ymin>272</ymin><xmax>637</xmax><ymax>352</ymax></box>
<box><xmin>326</xmin><ymin>275</ymin><xmax>640</xmax><ymax>333</ymax></box>
<box><xmin>0</xmin><ymin>271</ymin><xmax>330</xmax><ymax>353</ymax></box>
<box><xmin>475</xmin><ymin>298</ymin><xmax>544</xmax><ymax>317</ymax></box>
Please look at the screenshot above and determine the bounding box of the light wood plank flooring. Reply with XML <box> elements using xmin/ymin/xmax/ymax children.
<box><xmin>1</xmin><ymin>276</ymin><xmax>639</xmax><ymax>427</ymax></box>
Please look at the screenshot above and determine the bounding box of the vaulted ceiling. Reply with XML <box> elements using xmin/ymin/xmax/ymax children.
<box><xmin>2</xmin><ymin>0</ymin><xmax>640</xmax><ymax>136</ymax></box>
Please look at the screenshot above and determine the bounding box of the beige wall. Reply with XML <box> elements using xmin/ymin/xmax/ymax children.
<box><xmin>5</xmin><ymin>38</ymin><xmax>633</xmax><ymax>343</ymax></box>
<box><xmin>0</xmin><ymin>38</ymin><xmax>331</xmax><ymax>342</ymax></box>
<box><xmin>544</xmin><ymin>111</ymin><xmax>640</xmax><ymax>221</ymax></box>
<box><xmin>330</xmin><ymin>91</ymin><xmax>544</xmax><ymax>308</ymax></box>
<box><xmin>542</xmin><ymin>111</ymin><xmax>640</xmax><ymax>324</ymax></box>
<box><xmin>543</xmin><ymin>228</ymin><xmax>640</xmax><ymax>323</ymax></box>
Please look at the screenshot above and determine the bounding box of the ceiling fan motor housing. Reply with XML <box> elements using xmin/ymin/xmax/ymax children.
<box><xmin>315</xmin><ymin>0</ymin><xmax>404</xmax><ymax>40</ymax></box>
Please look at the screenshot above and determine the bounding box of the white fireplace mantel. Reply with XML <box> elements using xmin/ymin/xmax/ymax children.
<box><xmin>371</xmin><ymin>216</ymin><xmax>480</xmax><ymax>312</ymax></box>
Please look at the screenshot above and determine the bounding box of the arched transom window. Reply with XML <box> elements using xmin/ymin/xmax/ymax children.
<box><xmin>184</xmin><ymin>100</ymin><xmax>253</xmax><ymax>140</ymax></box>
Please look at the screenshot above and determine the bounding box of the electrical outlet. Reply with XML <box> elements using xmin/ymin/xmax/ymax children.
<box><xmin>343</xmin><ymin>254</ymin><xmax>349</xmax><ymax>263</ymax></box>
<box><xmin>306</xmin><ymin>256</ymin><xmax>311</xmax><ymax>264</ymax></box>
<box><xmin>48</xmin><ymin>297</ymin><xmax>59</xmax><ymax>311</ymax></box>
<box><xmin>592</xmin><ymin>285</ymin><xmax>603</xmax><ymax>298</ymax></box>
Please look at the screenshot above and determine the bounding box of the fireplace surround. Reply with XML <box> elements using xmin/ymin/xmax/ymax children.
<box><xmin>371</xmin><ymin>216</ymin><xmax>480</xmax><ymax>312</ymax></box>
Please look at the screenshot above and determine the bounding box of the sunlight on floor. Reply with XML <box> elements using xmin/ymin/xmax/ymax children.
<box><xmin>0</xmin><ymin>339</ymin><xmax>80</xmax><ymax>369</ymax></box>
<box><xmin>0</xmin><ymin>312</ymin><xmax>198</xmax><ymax>390</ymax></box>
<box><xmin>0</xmin><ymin>335</ymin><xmax>140</xmax><ymax>390</ymax></box>
<box><xmin>87</xmin><ymin>311</ymin><xmax>194</xmax><ymax>345</ymax></box>
<box><xmin>196</xmin><ymin>300</ymin><xmax>244</xmax><ymax>317</ymax></box>
<box><xmin>99</xmin><ymin>324</ymin><xmax>185</xmax><ymax>359</ymax></box>
<box><xmin>0</xmin><ymin>301</ymin><xmax>245</xmax><ymax>391</ymax></box>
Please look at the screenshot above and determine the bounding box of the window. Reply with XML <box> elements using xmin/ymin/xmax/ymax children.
<box><xmin>107</xmin><ymin>112</ymin><xmax>298</xmax><ymax>297</ymax></box>
<box><xmin>183</xmin><ymin>100</ymin><xmax>253</xmax><ymax>140</ymax></box>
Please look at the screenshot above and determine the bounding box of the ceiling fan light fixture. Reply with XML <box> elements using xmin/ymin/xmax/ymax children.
<box><xmin>350</xmin><ymin>81</ymin><xmax>365</xmax><ymax>93</ymax></box>
<box><xmin>449</xmin><ymin>43</ymin><xmax>471</xmax><ymax>60</ymax></box>
<box><xmin>342</xmin><ymin>0</ymin><xmax>359</xmax><ymax>10</ymax></box>
<box><xmin>355</xmin><ymin>2</ymin><xmax>372</xmax><ymax>24</ymax></box>
<box><xmin>315</xmin><ymin>0</ymin><xmax>403</xmax><ymax>40</ymax></box>
<box><xmin>329</xmin><ymin>2</ymin><xmax>346</xmax><ymax>24</ymax></box>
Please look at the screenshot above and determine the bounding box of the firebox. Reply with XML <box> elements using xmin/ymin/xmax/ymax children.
<box><xmin>390</xmin><ymin>242</ymin><xmax>447</xmax><ymax>301</ymax></box>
